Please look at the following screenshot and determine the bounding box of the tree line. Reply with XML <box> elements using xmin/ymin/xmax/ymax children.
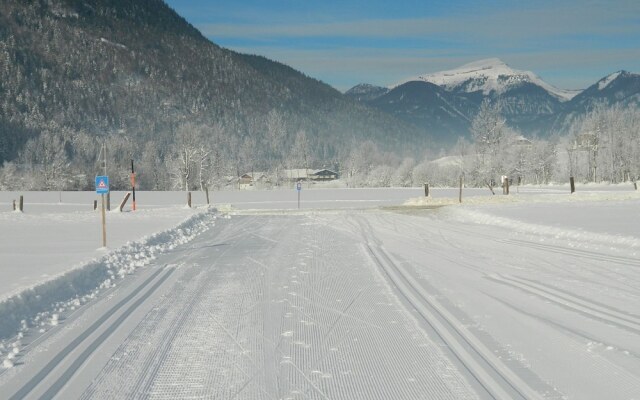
<box><xmin>1</xmin><ymin>102</ymin><xmax>638</xmax><ymax>191</ymax></box>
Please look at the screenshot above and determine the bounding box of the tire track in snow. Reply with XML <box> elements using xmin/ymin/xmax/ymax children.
<box><xmin>355</xmin><ymin>216</ymin><xmax>542</xmax><ymax>400</ymax></box>
<box><xmin>7</xmin><ymin>266</ymin><xmax>174</xmax><ymax>400</ymax></box>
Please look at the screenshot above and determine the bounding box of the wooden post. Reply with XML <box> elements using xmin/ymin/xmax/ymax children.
<box><xmin>187</xmin><ymin>191</ymin><xmax>192</xmax><ymax>208</ymax></box>
<box><xmin>19</xmin><ymin>195</ymin><xmax>23</xmax><ymax>212</ymax></box>
<box><xmin>459</xmin><ymin>176</ymin><xmax>463</xmax><ymax>203</ymax></box>
<box><xmin>634</xmin><ymin>181</ymin><xmax>638</xmax><ymax>191</ymax></box>
<box><xmin>505</xmin><ymin>178</ymin><xmax>510</xmax><ymax>195</ymax></box>
<box><xmin>570</xmin><ymin>176</ymin><xmax>575</xmax><ymax>194</ymax></box>
<box><xmin>106</xmin><ymin>192</ymin><xmax>111</xmax><ymax>211</ymax></box>
<box><xmin>119</xmin><ymin>192</ymin><xmax>131</xmax><ymax>212</ymax></box>
<box><xmin>205</xmin><ymin>186</ymin><xmax>210</xmax><ymax>205</ymax></box>
<box><xmin>101</xmin><ymin>194</ymin><xmax>107</xmax><ymax>247</ymax></box>
<box><xmin>93</xmin><ymin>200</ymin><xmax>97</xmax><ymax>210</ymax></box>
<box><xmin>131</xmin><ymin>159</ymin><xmax>136</xmax><ymax>211</ymax></box>
<box><xmin>13</xmin><ymin>199</ymin><xmax>16</xmax><ymax>211</ymax></box>
<box><xmin>424</xmin><ymin>183</ymin><xmax>429</xmax><ymax>197</ymax></box>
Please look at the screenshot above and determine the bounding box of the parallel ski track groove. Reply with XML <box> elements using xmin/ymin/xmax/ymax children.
<box><xmin>489</xmin><ymin>274</ymin><xmax>640</xmax><ymax>334</ymax></box>
<box><xmin>80</xmin><ymin>216</ymin><xmax>258</xmax><ymax>399</ymax></box>
<box><xmin>130</xmin><ymin>268</ymin><xmax>209</xmax><ymax>398</ymax></box>
<box><xmin>9</xmin><ymin>266</ymin><xmax>174</xmax><ymax>400</ymax></box>
<box><xmin>355</xmin><ymin>216</ymin><xmax>542</xmax><ymax>400</ymax></box>
<box><xmin>382</xmin><ymin>214</ymin><xmax>640</xmax><ymax>294</ymax></box>
<box><xmin>499</xmin><ymin>238</ymin><xmax>639</xmax><ymax>267</ymax></box>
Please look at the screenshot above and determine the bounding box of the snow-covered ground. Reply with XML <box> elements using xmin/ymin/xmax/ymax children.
<box><xmin>0</xmin><ymin>185</ymin><xmax>638</xmax><ymax>399</ymax></box>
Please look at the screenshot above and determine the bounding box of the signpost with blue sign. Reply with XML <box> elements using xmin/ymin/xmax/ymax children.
<box><xmin>95</xmin><ymin>176</ymin><xmax>109</xmax><ymax>247</ymax></box>
<box><xmin>95</xmin><ymin>176</ymin><xmax>109</xmax><ymax>194</ymax></box>
<box><xmin>296</xmin><ymin>181</ymin><xmax>302</xmax><ymax>209</ymax></box>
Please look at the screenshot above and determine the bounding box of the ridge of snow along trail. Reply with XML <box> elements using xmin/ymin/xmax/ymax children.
<box><xmin>0</xmin><ymin>208</ymin><xmax>217</xmax><ymax>362</ymax></box>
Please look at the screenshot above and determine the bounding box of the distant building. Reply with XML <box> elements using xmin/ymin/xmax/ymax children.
<box><xmin>282</xmin><ymin>168</ymin><xmax>339</xmax><ymax>182</ymax></box>
<box><xmin>311</xmin><ymin>169</ymin><xmax>339</xmax><ymax>181</ymax></box>
<box><xmin>238</xmin><ymin>169</ymin><xmax>339</xmax><ymax>189</ymax></box>
<box><xmin>239</xmin><ymin>172</ymin><xmax>269</xmax><ymax>189</ymax></box>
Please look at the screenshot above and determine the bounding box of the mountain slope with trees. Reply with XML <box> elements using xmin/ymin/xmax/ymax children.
<box><xmin>0</xmin><ymin>0</ymin><xmax>426</xmax><ymax>190</ymax></box>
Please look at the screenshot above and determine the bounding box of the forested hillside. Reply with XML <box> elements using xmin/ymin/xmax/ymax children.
<box><xmin>0</xmin><ymin>0</ymin><xmax>426</xmax><ymax>190</ymax></box>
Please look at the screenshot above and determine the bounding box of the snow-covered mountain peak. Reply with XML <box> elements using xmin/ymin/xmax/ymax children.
<box><xmin>398</xmin><ymin>58</ymin><xmax>579</xmax><ymax>101</ymax></box>
<box><xmin>597</xmin><ymin>71</ymin><xmax>623</xmax><ymax>90</ymax></box>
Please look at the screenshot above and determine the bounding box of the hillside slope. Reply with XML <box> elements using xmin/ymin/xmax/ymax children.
<box><xmin>0</xmin><ymin>0</ymin><xmax>426</xmax><ymax>168</ymax></box>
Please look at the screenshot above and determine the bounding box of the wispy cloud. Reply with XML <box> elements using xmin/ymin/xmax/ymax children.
<box><xmin>198</xmin><ymin>2</ymin><xmax>639</xmax><ymax>42</ymax></box>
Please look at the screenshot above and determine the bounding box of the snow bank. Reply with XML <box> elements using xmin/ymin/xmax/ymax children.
<box><xmin>405</xmin><ymin>186</ymin><xmax>640</xmax><ymax>207</ymax></box>
<box><xmin>405</xmin><ymin>185</ymin><xmax>640</xmax><ymax>250</ymax></box>
<box><xmin>0</xmin><ymin>209</ymin><xmax>216</xmax><ymax>340</ymax></box>
<box><xmin>445</xmin><ymin>207</ymin><xmax>640</xmax><ymax>249</ymax></box>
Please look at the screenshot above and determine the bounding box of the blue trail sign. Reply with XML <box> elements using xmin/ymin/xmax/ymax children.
<box><xmin>96</xmin><ymin>176</ymin><xmax>109</xmax><ymax>194</ymax></box>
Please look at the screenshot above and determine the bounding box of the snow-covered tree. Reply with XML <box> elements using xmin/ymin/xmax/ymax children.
<box><xmin>469</xmin><ymin>99</ymin><xmax>507</xmax><ymax>184</ymax></box>
<box><xmin>19</xmin><ymin>129</ymin><xmax>71</xmax><ymax>190</ymax></box>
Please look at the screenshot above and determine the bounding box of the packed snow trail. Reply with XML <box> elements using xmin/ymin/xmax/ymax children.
<box><xmin>0</xmin><ymin>214</ymin><xmax>479</xmax><ymax>399</ymax></box>
<box><xmin>2</xmin><ymin>207</ymin><xmax>639</xmax><ymax>399</ymax></box>
<box><xmin>342</xmin><ymin>209</ymin><xmax>640</xmax><ymax>400</ymax></box>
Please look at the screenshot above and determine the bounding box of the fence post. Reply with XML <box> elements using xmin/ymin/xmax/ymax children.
<box><xmin>19</xmin><ymin>195</ymin><xmax>23</xmax><ymax>212</ymax></box>
<box><xmin>424</xmin><ymin>183</ymin><xmax>429</xmax><ymax>197</ymax></box>
<box><xmin>13</xmin><ymin>199</ymin><xmax>16</xmax><ymax>211</ymax></box>
<box><xmin>505</xmin><ymin>178</ymin><xmax>510</xmax><ymax>195</ymax></box>
<box><xmin>570</xmin><ymin>176</ymin><xmax>575</xmax><ymax>194</ymax></box>
<box><xmin>459</xmin><ymin>176</ymin><xmax>463</xmax><ymax>203</ymax></box>
<box><xmin>187</xmin><ymin>191</ymin><xmax>192</xmax><ymax>208</ymax></box>
<box><xmin>94</xmin><ymin>200</ymin><xmax>97</xmax><ymax>210</ymax></box>
<box><xmin>205</xmin><ymin>186</ymin><xmax>210</xmax><ymax>205</ymax></box>
<box><xmin>634</xmin><ymin>181</ymin><xmax>638</xmax><ymax>191</ymax></box>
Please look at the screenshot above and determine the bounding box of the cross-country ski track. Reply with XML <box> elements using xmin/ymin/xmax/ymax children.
<box><xmin>1</xmin><ymin>202</ymin><xmax>639</xmax><ymax>399</ymax></box>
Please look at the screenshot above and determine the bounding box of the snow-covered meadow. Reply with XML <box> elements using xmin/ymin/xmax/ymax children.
<box><xmin>0</xmin><ymin>184</ymin><xmax>638</xmax><ymax>399</ymax></box>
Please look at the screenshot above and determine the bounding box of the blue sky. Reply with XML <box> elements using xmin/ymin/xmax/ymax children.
<box><xmin>164</xmin><ymin>0</ymin><xmax>640</xmax><ymax>92</ymax></box>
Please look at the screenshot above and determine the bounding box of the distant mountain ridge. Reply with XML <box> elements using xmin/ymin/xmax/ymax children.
<box><xmin>346</xmin><ymin>59</ymin><xmax>640</xmax><ymax>143</ymax></box>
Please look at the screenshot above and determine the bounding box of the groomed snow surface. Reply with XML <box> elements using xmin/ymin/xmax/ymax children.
<box><xmin>0</xmin><ymin>185</ymin><xmax>639</xmax><ymax>399</ymax></box>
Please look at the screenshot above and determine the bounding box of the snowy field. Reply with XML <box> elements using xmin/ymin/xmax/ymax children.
<box><xmin>0</xmin><ymin>184</ymin><xmax>639</xmax><ymax>399</ymax></box>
